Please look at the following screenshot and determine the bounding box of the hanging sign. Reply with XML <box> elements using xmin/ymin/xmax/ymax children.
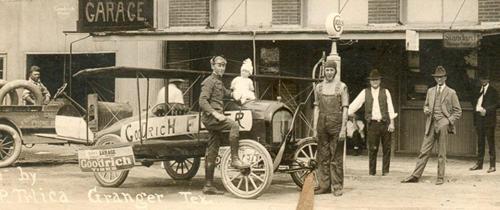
<box><xmin>443</xmin><ymin>32</ymin><xmax>481</xmax><ymax>48</ymax></box>
<box><xmin>405</xmin><ymin>30</ymin><xmax>419</xmax><ymax>51</ymax></box>
<box><xmin>77</xmin><ymin>0</ymin><xmax>154</xmax><ymax>32</ymax></box>
<box><xmin>325</xmin><ymin>13</ymin><xmax>344</xmax><ymax>39</ymax></box>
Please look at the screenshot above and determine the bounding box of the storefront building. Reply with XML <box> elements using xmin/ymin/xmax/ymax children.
<box><xmin>2</xmin><ymin>0</ymin><xmax>500</xmax><ymax>157</ymax></box>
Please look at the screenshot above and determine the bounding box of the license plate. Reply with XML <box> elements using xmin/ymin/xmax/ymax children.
<box><xmin>78</xmin><ymin>146</ymin><xmax>135</xmax><ymax>172</ymax></box>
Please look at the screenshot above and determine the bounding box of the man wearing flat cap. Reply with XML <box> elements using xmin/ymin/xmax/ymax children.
<box><xmin>22</xmin><ymin>65</ymin><xmax>51</xmax><ymax>105</ymax></box>
<box><xmin>402</xmin><ymin>66</ymin><xmax>462</xmax><ymax>185</ymax></box>
<box><xmin>469</xmin><ymin>72</ymin><xmax>497</xmax><ymax>173</ymax></box>
<box><xmin>348</xmin><ymin>69</ymin><xmax>397</xmax><ymax>176</ymax></box>
<box><xmin>199</xmin><ymin>55</ymin><xmax>250</xmax><ymax>195</ymax></box>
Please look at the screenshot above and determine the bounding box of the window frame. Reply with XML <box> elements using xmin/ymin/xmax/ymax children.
<box><xmin>0</xmin><ymin>54</ymin><xmax>6</xmax><ymax>80</ymax></box>
<box><xmin>403</xmin><ymin>40</ymin><xmax>476</xmax><ymax>108</ymax></box>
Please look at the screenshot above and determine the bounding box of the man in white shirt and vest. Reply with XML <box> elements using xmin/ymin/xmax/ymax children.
<box><xmin>469</xmin><ymin>72</ymin><xmax>497</xmax><ymax>173</ymax></box>
<box><xmin>402</xmin><ymin>66</ymin><xmax>462</xmax><ymax>185</ymax></box>
<box><xmin>348</xmin><ymin>69</ymin><xmax>397</xmax><ymax>176</ymax></box>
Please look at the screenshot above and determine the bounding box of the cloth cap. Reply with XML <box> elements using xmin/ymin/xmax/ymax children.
<box><xmin>210</xmin><ymin>55</ymin><xmax>226</xmax><ymax>64</ymax></box>
<box><xmin>30</xmin><ymin>65</ymin><xmax>41</xmax><ymax>73</ymax></box>
<box><xmin>432</xmin><ymin>66</ymin><xmax>447</xmax><ymax>77</ymax></box>
<box><xmin>324</xmin><ymin>60</ymin><xmax>337</xmax><ymax>69</ymax></box>
<box><xmin>241</xmin><ymin>58</ymin><xmax>253</xmax><ymax>74</ymax></box>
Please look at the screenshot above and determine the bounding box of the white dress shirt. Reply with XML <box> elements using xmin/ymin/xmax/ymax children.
<box><xmin>156</xmin><ymin>84</ymin><xmax>185</xmax><ymax>105</ymax></box>
<box><xmin>475</xmin><ymin>83</ymin><xmax>489</xmax><ymax>112</ymax></box>
<box><xmin>436</xmin><ymin>84</ymin><xmax>445</xmax><ymax>94</ymax></box>
<box><xmin>348</xmin><ymin>87</ymin><xmax>397</xmax><ymax>120</ymax></box>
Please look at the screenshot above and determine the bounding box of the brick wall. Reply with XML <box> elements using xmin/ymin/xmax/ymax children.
<box><xmin>479</xmin><ymin>0</ymin><xmax>500</xmax><ymax>22</ymax></box>
<box><xmin>169</xmin><ymin>0</ymin><xmax>210</xmax><ymax>27</ymax></box>
<box><xmin>272</xmin><ymin>0</ymin><xmax>301</xmax><ymax>25</ymax></box>
<box><xmin>368</xmin><ymin>0</ymin><xmax>399</xmax><ymax>24</ymax></box>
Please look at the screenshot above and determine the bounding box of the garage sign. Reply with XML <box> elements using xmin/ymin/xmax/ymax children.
<box><xmin>77</xmin><ymin>0</ymin><xmax>154</xmax><ymax>32</ymax></box>
<box><xmin>78</xmin><ymin>146</ymin><xmax>135</xmax><ymax>172</ymax></box>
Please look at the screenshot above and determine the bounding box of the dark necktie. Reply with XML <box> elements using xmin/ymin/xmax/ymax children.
<box><xmin>433</xmin><ymin>86</ymin><xmax>442</xmax><ymax>111</ymax></box>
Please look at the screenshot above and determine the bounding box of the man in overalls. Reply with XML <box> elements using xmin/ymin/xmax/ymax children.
<box><xmin>313</xmin><ymin>60</ymin><xmax>349</xmax><ymax>196</ymax></box>
<box><xmin>199</xmin><ymin>55</ymin><xmax>250</xmax><ymax>195</ymax></box>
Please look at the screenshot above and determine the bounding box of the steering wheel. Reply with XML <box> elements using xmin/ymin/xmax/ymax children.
<box><xmin>151</xmin><ymin>103</ymin><xmax>168</xmax><ymax>117</ymax></box>
<box><xmin>53</xmin><ymin>83</ymin><xmax>68</xmax><ymax>99</ymax></box>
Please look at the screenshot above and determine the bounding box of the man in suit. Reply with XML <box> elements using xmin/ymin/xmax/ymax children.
<box><xmin>402</xmin><ymin>66</ymin><xmax>462</xmax><ymax>185</ymax></box>
<box><xmin>470</xmin><ymin>73</ymin><xmax>497</xmax><ymax>173</ymax></box>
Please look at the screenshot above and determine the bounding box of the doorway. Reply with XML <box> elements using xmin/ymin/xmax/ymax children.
<box><xmin>26</xmin><ymin>53</ymin><xmax>115</xmax><ymax>106</ymax></box>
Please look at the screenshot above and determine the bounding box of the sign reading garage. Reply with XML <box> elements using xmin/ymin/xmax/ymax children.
<box><xmin>77</xmin><ymin>0</ymin><xmax>154</xmax><ymax>32</ymax></box>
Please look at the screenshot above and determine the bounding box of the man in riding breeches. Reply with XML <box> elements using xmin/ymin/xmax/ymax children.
<box><xmin>199</xmin><ymin>55</ymin><xmax>250</xmax><ymax>195</ymax></box>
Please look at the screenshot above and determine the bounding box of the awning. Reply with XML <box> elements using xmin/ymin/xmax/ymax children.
<box><xmin>87</xmin><ymin>23</ymin><xmax>500</xmax><ymax>41</ymax></box>
<box><xmin>73</xmin><ymin>66</ymin><xmax>321</xmax><ymax>82</ymax></box>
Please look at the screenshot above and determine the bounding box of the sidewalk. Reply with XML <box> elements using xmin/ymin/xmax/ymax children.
<box><xmin>344</xmin><ymin>154</ymin><xmax>499</xmax><ymax>183</ymax></box>
<box><xmin>312</xmin><ymin>154</ymin><xmax>500</xmax><ymax>209</ymax></box>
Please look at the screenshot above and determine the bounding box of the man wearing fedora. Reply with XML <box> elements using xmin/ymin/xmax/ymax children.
<box><xmin>22</xmin><ymin>65</ymin><xmax>51</xmax><ymax>105</ymax></box>
<box><xmin>402</xmin><ymin>66</ymin><xmax>462</xmax><ymax>185</ymax></box>
<box><xmin>349</xmin><ymin>69</ymin><xmax>397</xmax><ymax>176</ymax></box>
<box><xmin>469</xmin><ymin>72</ymin><xmax>497</xmax><ymax>173</ymax></box>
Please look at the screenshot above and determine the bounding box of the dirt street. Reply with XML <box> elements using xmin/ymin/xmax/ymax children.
<box><xmin>0</xmin><ymin>144</ymin><xmax>499</xmax><ymax>210</ymax></box>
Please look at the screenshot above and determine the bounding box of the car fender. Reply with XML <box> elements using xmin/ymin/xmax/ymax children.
<box><xmin>0</xmin><ymin>117</ymin><xmax>23</xmax><ymax>142</ymax></box>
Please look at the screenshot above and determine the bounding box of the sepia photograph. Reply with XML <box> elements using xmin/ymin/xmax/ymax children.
<box><xmin>0</xmin><ymin>0</ymin><xmax>499</xmax><ymax>209</ymax></box>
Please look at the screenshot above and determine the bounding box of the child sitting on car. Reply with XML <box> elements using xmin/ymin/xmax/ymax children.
<box><xmin>231</xmin><ymin>58</ymin><xmax>256</xmax><ymax>104</ymax></box>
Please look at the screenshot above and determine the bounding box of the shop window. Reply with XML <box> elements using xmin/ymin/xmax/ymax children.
<box><xmin>368</xmin><ymin>0</ymin><xmax>400</xmax><ymax>24</ymax></box>
<box><xmin>259</xmin><ymin>47</ymin><xmax>280</xmax><ymax>74</ymax></box>
<box><xmin>168</xmin><ymin>0</ymin><xmax>210</xmax><ymax>27</ymax></box>
<box><xmin>272</xmin><ymin>0</ymin><xmax>302</xmax><ymax>25</ymax></box>
<box><xmin>405</xmin><ymin>40</ymin><xmax>475</xmax><ymax>105</ymax></box>
<box><xmin>479</xmin><ymin>0</ymin><xmax>500</xmax><ymax>23</ymax></box>
<box><xmin>0</xmin><ymin>54</ymin><xmax>5</xmax><ymax>79</ymax></box>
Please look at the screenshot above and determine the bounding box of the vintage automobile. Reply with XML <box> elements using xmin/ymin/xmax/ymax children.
<box><xmin>71</xmin><ymin>66</ymin><xmax>321</xmax><ymax>199</ymax></box>
<box><xmin>0</xmin><ymin>79</ymin><xmax>92</xmax><ymax>168</ymax></box>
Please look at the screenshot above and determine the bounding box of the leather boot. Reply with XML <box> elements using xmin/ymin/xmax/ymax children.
<box><xmin>230</xmin><ymin>139</ymin><xmax>250</xmax><ymax>169</ymax></box>
<box><xmin>203</xmin><ymin>161</ymin><xmax>224</xmax><ymax>195</ymax></box>
<box><xmin>469</xmin><ymin>162</ymin><xmax>483</xmax><ymax>171</ymax></box>
<box><xmin>314</xmin><ymin>188</ymin><xmax>331</xmax><ymax>194</ymax></box>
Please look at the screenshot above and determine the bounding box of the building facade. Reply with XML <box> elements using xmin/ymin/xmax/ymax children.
<box><xmin>2</xmin><ymin>0</ymin><xmax>500</xmax><ymax>157</ymax></box>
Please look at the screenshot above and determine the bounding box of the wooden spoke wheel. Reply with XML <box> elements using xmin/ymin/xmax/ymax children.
<box><xmin>93</xmin><ymin>134</ymin><xmax>129</xmax><ymax>187</ymax></box>
<box><xmin>220</xmin><ymin>139</ymin><xmax>273</xmax><ymax>199</ymax></box>
<box><xmin>0</xmin><ymin>125</ymin><xmax>22</xmax><ymax>168</ymax></box>
<box><xmin>163</xmin><ymin>157</ymin><xmax>201</xmax><ymax>180</ymax></box>
<box><xmin>290</xmin><ymin>138</ymin><xmax>318</xmax><ymax>189</ymax></box>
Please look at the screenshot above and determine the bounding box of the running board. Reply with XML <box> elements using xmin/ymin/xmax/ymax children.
<box><xmin>34</xmin><ymin>133</ymin><xmax>91</xmax><ymax>145</ymax></box>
